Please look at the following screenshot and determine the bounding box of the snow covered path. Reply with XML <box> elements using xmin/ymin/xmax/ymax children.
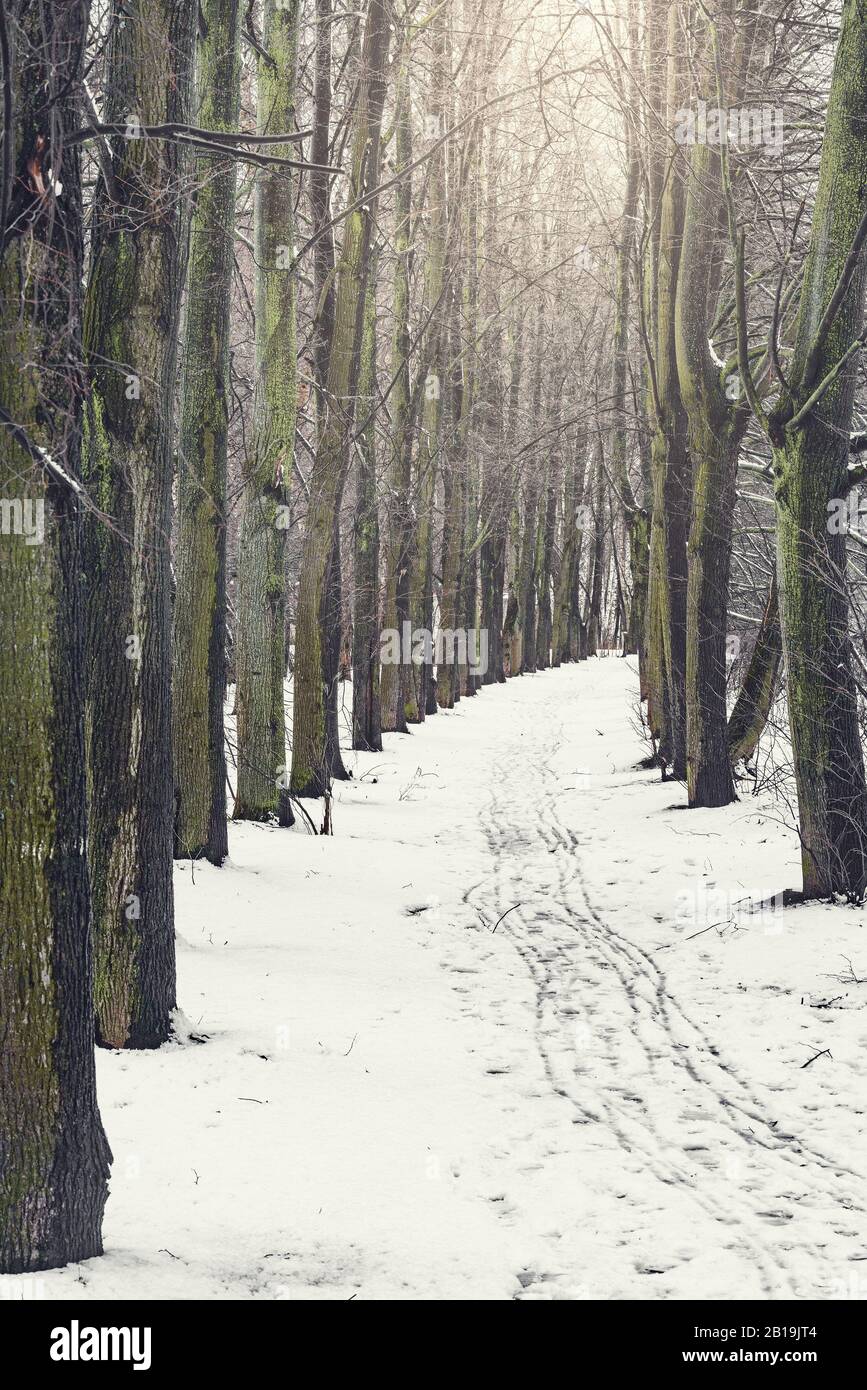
<box><xmin>459</xmin><ymin>662</ymin><xmax>867</xmax><ymax>1300</ymax></box>
<box><xmin>5</xmin><ymin>657</ymin><xmax>867</xmax><ymax>1301</ymax></box>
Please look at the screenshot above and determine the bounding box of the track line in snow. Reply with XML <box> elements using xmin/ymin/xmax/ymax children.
<box><xmin>456</xmin><ymin>663</ymin><xmax>867</xmax><ymax>1300</ymax></box>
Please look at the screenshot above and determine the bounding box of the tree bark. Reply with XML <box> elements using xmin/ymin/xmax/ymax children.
<box><xmin>437</xmin><ymin>275</ymin><xmax>468</xmax><ymax>709</ymax></box>
<box><xmin>410</xmin><ymin>7</ymin><xmax>449</xmax><ymax>722</ymax></box>
<box><xmin>516</xmin><ymin>298</ymin><xmax>545</xmax><ymax>673</ymax></box>
<box><xmin>535</xmin><ymin>401</ymin><xmax>561</xmax><ymax>671</ymax></box>
<box><xmin>172</xmin><ymin>0</ymin><xmax>242</xmax><ymax>863</ymax></box>
<box><xmin>612</xmin><ymin>0</ymin><xmax>647</xmax><ymax>665</ymax></box>
<box><xmin>766</xmin><ymin>0</ymin><xmax>867</xmax><ymax>897</ymax></box>
<box><xmin>728</xmin><ymin>574</ymin><xmax>781</xmax><ymax>766</ymax></box>
<box><xmin>83</xmin><ymin>0</ymin><xmax>195</xmax><ymax>1048</ymax></box>
<box><xmin>234</xmin><ymin>0</ymin><xmax>299</xmax><ymax>825</ymax></box>
<box><xmin>643</xmin><ymin>0</ymin><xmax>690</xmax><ymax>777</ymax></box>
<box><xmin>380</xmin><ymin>36</ymin><xmax>415</xmax><ymax>731</ymax></box>
<box><xmin>586</xmin><ymin>434</ymin><xmax>607</xmax><ymax>654</ymax></box>
<box><xmin>352</xmin><ymin>281</ymin><xmax>383</xmax><ymax>750</ymax></box>
<box><xmin>675</xmin><ymin>1</ymin><xmax>759</xmax><ymax>808</ymax></box>
<box><xmin>0</xmin><ymin>0</ymin><xmax>111</xmax><ymax>1271</ymax></box>
<box><xmin>291</xmin><ymin>0</ymin><xmax>390</xmax><ymax>796</ymax></box>
<box><xmin>553</xmin><ymin>435</ymin><xmax>582</xmax><ymax>664</ymax></box>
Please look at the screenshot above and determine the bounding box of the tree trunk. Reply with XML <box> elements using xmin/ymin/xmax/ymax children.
<box><xmin>437</xmin><ymin>454</ymin><xmax>464</xmax><ymax>707</ymax></box>
<box><xmin>728</xmin><ymin>574</ymin><xmax>781</xmax><ymax>766</ymax></box>
<box><xmin>756</xmin><ymin>7</ymin><xmax>867</xmax><ymax>894</ymax></box>
<box><xmin>310</xmin><ymin>0</ymin><xmax>336</xmax><ymax>390</ymax></box>
<box><xmin>0</xmin><ymin>0</ymin><xmax>111</xmax><ymax>1271</ymax></box>
<box><xmin>518</xmin><ymin>472</ymin><xmax>540</xmax><ymax>672</ymax></box>
<box><xmin>612</xmin><ymin>1</ymin><xmax>646</xmax><ymax>663</ymax></box>
<box><xmin>83</xmin><ymin>0</ymin><xmax>194</xmax><ymax>1048</ymax></box>
<box><xmin>477</xmin><ymin>135</ymin><xmax>509</xmax><ymax>687</ymax></box>
<box><xmin>323</xmin><ymin>517</ymin><xmax>351</xmax><ymax>778</ymax></box>
<box><xmin>643</xmin><ymin>1</ymin><xmax>690</xmax><ymax>777</ymax></box>
<box><xmin>437</xmin><ymin>277</ymin><xmax>467</xmax><ymax>710</ymax></box>
<box><xmin>674</xmin><ymin>2</ymin><xmax>759</xmax><ymax>808</ymax></box>
<box><xmin>235</xmin><ymin>0</ymin><xmax>299</xmax><ymax>825</ymax></box>
<box><xmin>380</xmin><ymin>38</ymin><xmax>415</xmax><ymax>731</ymax></box>
<box><xmin>172</xmin><ymin>0</ymin><xmax>242</xmax><ymax>864</ymax></box>
<box><xmin>626</xmin><ymin>508</ymin><xmax>650</xmax><ymax>668</ymax></box>
<box><xmin>586</xmin><ymin>435</ymin><xmax>606</xmax><ymax>655</ymax></box>
<box><xmin>535</xmin><ymin>431</ymin><xmax>559</xmax><ymax>670</ymax></box>
<box><xmin>291</xmin><ymin>0</ymin><xmax>390</xmax><ymax>796</ymax></box>
<box><xmin>410</xmin><ymin>5</ymin><xmax>449</xmax><ymax>722</ymax></box>
<box><xmin>684</xmin><ymin>427</ymin><xmax>738</xmax><ymax>805</ymax></box>
<box><xmin>462</xmin><ymin>519</ymin><xmax>481</xmax><ymax>695</ymax></box>
<box><xmin>553</xmin><ymin>438</ymin><xmax>582</xmax><ymax>664</ymax></box>
<box><xmin>516</xmin><ymin>299</ymin><xmax>545</xmax><ymax>673</ymax></box>
<box><xmin>352</xmin><ymin>280</ymin><xmax>383</xmax><ymax>752</ymax></box>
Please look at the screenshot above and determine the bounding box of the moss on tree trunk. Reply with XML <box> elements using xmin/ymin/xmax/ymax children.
<box><xmin>291</xmin><ymin>0</ymin><xmax>390</xmax><ymax>795</ymax></box>
<box><xmin>82</xmin><ymin>0</ymin><xmax>194</xmax><ymax>1048</ymax></box>
<box><xmin>352</xmin><ymin>280</ymin><xmax>383</xmax><ymax>751</ymax></box>
<box><xmin>172</xmin><ymin>0</ymin><xmax>242</xmax><ymax>863</ymax></box>
<box><xmin>768</xmin><ymin>0</ymin><xmax>867</xmax><ymax>898</ymax></box>
<box><xmin>235</xmin><ymin>0</ymin><xmax>299</xmax><ymax>825</ymax></box>
<box><xmin>1</xmin><ymin>0</ymin><xmax>111</xmax><ymax>1269</ymax></box>
<box><xmin>728</xmin><ymin>574</ymin><xmax>781</xmax><ymax>767</ymax></box>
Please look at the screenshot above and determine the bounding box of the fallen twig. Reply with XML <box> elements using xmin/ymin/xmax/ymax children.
<box><xmin>801</xmin><ymin>1048</ymin><xmax>832</xmax><ymax>1069</ymax></box>
<box><xmin>492</xmin><ymin>904</ymin><xmax>522</xmax><ymax>933</ymax></box>
<box><xmin>653</xmin><ymin>917</ymin><xmax>734</xmax><ymax>952</ymax></box>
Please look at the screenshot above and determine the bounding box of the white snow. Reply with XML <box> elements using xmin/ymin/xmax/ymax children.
<box><xmin>3</xmin><ymin>657</ymin><xmax>867</xmax><ymax>1300</ymax></box>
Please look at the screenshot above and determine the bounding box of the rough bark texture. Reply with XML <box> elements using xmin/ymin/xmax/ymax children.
<box><xmin>172</xmin><ymin>0</ymin><xmax>241</xmax><ymax>863</ymax></box>
<box><xmin>626</xmin><ymin>507</ymin><xmax>650</xmax><ymax>670</ymax></box>
<box><xmin>0</xmin><ymin>0</ymin><xmax>111</xmax><ymax>1271</ymax></box>
<box><xmin>644</xmin><ymin>1</ymin><xmax>690</xmax><ymax>778</ymax></box>
<box><xmin>461</xmin><ymin>471</ymin><xmax>480</xmax><ymax>696</ymax></box>
<box><xmin>437</xmin><ymin>271</ymin><xmax>469</xmax><ymax>710</ymax></box>
<box><xmin>323</xmin><ymin>519</ymin><xmax>351</xmax><ymax>780</ymax></box>
<box><xmin>728</xmin><ymin>574</ymin><xmax>782</xmax><ymax>766</ymax></box>
<box><xmin>683</xmin><ymin>426</ymin><xmax>739</xmax><ymax>806</ymax></box>
<box><xmin>768</xmin><ymin>0</ymin><xmax>867</xmax><ymax>897</ymax></box>
<box><xmin>291</xmin><ymin>0</ymin><xmax>390</xmax><ymax>795</ymax></box>
<box><xmin>516</xmin><ymin>300</ymin><xmax>545</xmax><ymax>673</ymax></box>
<box><xmin>535</xmin><ymin>442</ymin><xmax>559</xmax><ymax>669</ymax></box>
<box><xmin>675</xmin><ymin>116</ymin><xmax>743</xmax><ymax>807</ymax></box>
<box><xmin>409</xmin><ymin>5</ymin><xmax>448</xmax><ymax>722</ymax></box>
<box><xmin>586</xmin><ymin>435</ymin><xmax>606</xmax><ymax>654</ymax></box>
<box><xmin>235</xmin><ymin>0</ymin><xmax>299</xmax><ymax>825</ymax></box>
<box><xmin>309</xmin><ymin>0</ymin><xmax>350</xmax><ymax>785</ymax></box>
<box><xmin>675</xmin><ymin>1</ymin><xmax>757</xmax><ymax>809</ymax></box>
<box><xmin>352</xmin><ymin>282</ymin><xmax>383</xmax><ymax>752</ymax></box>
<box><xmin>83</xmin><ymin>0</ymin><xmax>194</xmax><ymax>1048</ymax></box>
<box><xmin>380</xmin><ymin>40</ymin><xmax>416</xmax><ymax>730</ymax></box>
<box><xmin>310</xmin><ymin>0</ymin><xmax>336</xmax><ymax>390</ymax></box>
<box><xmin>611</xmin><ymin>9</ymin><xmax>646</xmax><ymax>664</ymax></box>
<box><xmin>477</xmin><ymin>133</ymin><xmax>510</xmax><ymax>686</ymax></box>
<box><xmin>552</xmin><ymin>437</ymin><xmax>582</xmax><ymax>664</ymax></box>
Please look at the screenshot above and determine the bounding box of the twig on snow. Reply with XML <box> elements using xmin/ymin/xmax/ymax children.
<box><xmin>492</xmin><ymin>904</ymin><xmax>522</xmax><ymax>933</ymax></box>
<box><xmin>800</xmin><ymin>1048</ymin><xmax>832</xmax><ymax>1069</ymax></box>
